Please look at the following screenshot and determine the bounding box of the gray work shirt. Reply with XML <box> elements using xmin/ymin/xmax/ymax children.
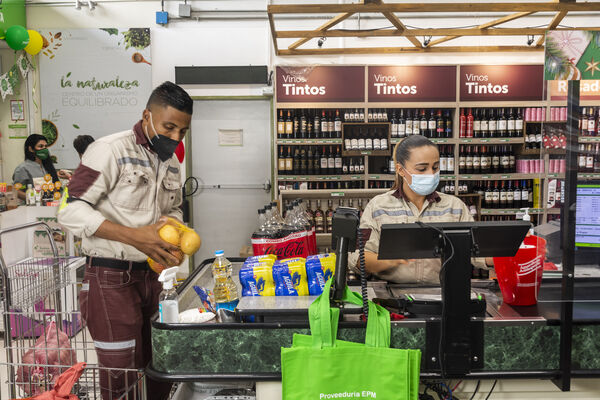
<box><xmin>12</xmin><ymin>159</ymin><xmax>47</xmax><ymax>188</ymax></box>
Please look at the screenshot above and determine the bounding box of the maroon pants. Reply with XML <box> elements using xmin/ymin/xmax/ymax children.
<box><xmin>79</xmin><ymin>261</ymin><xmax>172</xmax><ymax>400</ymax></box>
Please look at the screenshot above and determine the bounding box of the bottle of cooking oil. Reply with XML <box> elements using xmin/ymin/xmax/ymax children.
<box><xmin>212</xmin><ymin>250</ymin><xmax>239</xmax><ymax>311</ymax></box>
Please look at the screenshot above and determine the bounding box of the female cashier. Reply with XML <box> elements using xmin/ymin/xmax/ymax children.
<box><xmin>12</xmin><ymin>134</ymin><xmax>62</xmax><ymax>200</ymax></box>
<box><xmin>353</xmin><ymin>135</ymin><xmax>492</xmax><ymax>284</ymax></box>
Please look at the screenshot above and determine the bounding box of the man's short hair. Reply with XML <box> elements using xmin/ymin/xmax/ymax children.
<box><xmin>146</xmin><ymin>81</ymin><xmax>193</xmax><ymax>115</ymax></box>
<box><xmin>73</xmin><ymin>135</ymin><xmax>95</xmax><ymax>156</ymax></box>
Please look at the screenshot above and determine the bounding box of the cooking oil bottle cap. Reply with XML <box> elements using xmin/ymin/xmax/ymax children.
<box><xmin>215</xmin><ymin>250</ymin><xmax>224</xmax><ymax>257</ymax></box>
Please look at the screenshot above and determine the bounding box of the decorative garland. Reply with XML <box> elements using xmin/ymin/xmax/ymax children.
<box><xmin>0</xmin><ymin>52</ymin><xmax>34</xmax><ymax>100</ymax></box>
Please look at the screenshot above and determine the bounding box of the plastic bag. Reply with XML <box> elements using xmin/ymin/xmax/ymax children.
<box><xmin>16</xmin><ymin>321</ymin><xmax>78</xmax><ymax>396</ymax></box>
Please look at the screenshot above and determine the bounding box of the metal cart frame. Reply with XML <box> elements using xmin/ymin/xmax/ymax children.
<box><xmin>0</xmin><ymin>221</ymin><xmax>147</xmax><ymax>400</ymax></box>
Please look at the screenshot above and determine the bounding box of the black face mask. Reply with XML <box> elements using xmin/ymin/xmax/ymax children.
<box><xmin>150</xmin><ymin>134</ymin><xmax>179</xmax><ymax>162</ymax></box>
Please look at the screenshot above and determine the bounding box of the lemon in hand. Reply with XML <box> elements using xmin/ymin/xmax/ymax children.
<box><xmin>159</xmin><ymin>224</ymin><xmax>180</xmax><ymax>246</ymax></box>
<box><xmin>180</xmin><ymin>231</ymin><xmax>201</xmax><ymax>255</ymax></box>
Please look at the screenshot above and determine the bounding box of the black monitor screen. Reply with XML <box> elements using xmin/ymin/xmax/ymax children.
<box><xmin>575</xmin><ymin>182</ymin><xmax>600</xmax><ymax>248</ymax></box>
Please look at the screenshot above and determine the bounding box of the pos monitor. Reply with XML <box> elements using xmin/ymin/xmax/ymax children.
<box><xmin>378</xmin><ymin>220</ymin><xmax>530</xmax><ymax>377</ymax></box>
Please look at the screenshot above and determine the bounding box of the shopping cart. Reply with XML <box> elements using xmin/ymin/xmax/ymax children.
<box><xmin>0</xmin><ymin>221</ymin><xmax>147</xmax><ymax>400</ymax></box>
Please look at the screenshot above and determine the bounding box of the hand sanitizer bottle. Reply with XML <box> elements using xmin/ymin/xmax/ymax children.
<box><xmin>158</xmin><ymin>266</ymin><xmax>179</xmax><ymax>323</ymax></box>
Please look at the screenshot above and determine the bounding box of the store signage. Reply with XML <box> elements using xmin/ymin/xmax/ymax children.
<box><xmin>368</xmin><ymin>66</ymin><xmax>456</xmax><ymax>102</ymax></box>
<box><xmin>459</xmin><ymin>65</ymin><xmax>544</xmax><ymax>101</ymax></box>
<box><xmin>276</xmin><ymin>66</ymin><xmax>364</xmax><ymax>102</ymax></box>
<box><xmin>549</xmin><ymin>80</ymin><xmax>600</xmax><ymax>100</ymax></box>
<box><xmin>544</xmin><ymin>31</ymin><xmax>600</xmax><ymax>81</ymax></box>
<box><xmin>40</xmin><ymin>28</ymin><xmax>152</xmax><ymax>168</ymax></box>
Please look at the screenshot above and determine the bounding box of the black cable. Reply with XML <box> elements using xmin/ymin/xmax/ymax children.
<box><xmin>484</xmin><ymin>380</ymin><xmax>497</xmax><ymax>400</ymax></box>
<box><xmin>468</xmin><ymin>380</ymin><xmax>481</xmax><ymax>400</ymax></box>
<box><xmin>357</xmin><ymin>227</ymin><xmax>369</xmax><ymax>319</ymax></box>
<box><xmin>183</xmin><ymin>176</ymin><xmax>199</xmax><ymax>197</ymax></box>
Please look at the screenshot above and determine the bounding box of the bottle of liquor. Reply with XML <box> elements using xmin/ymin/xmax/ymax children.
<box><xmin>334</xmin><ymin>110</ymin><xmax>342</xmax><ymax>138</ymax></box>
<box><xmin>473</xmin><ymin>109</ymin><xmax>481</xmax><ymax>138</ymax></box>
<box><xmin>380</xmin><ymin>129</ymin><xmax>388</xmax><ymax>150</ymax></box>
<box><xmin>506</xmin><ymin>180</ymin><xmax>514</xmax><ymax>208</ymax></box>
<box><xmin>513</xmin><ymin>180</ymin><xmax>521</xmax><ymax>209</ymax></box>
<box><xmin>299</xmin><ymin>147</ymin><xmax>307</xmax><ymax>175</ymax></box>
<box><xmin>368</xmin><ymin>108</ymin><xmax>373</xmax><ymax>122</ymax></box>
<box><xmin>480</xmin><ymin>145</ymin><xmax>490</xmax><ymax>174</ymax></box>
<box><xmin>344</xmin><ymin>109</ymin><xmax>351</xmax><ymax>122</ymax></box>
<box><xmin>358</xmin><ymin>157</ymin><xmax>365</xmax><ymax>174</ymax></box>
<box><xmin>447</xmin><ymin>146</ymin><xmax>455</xmax><ymax>173</ymax></box>
<box><xmin>472</xmin><ymin>146</ymin><xmax>481</xmax><ymax>174</ymax></box>
<box><xmin>594</xmin><ymin>144</ymin><xmax>600</xmax><ymax>172</ymax></box>
<box><xmin>440</xmin><ymin>145</ymin><xmax>448</xmax><ymax>173</ymax></box>
<box><xmin>293</xmin><ymin>111</ymin><xmax>300</xmax><ymax>139</ymax></box>
<box><xmin>307</xmin><ymin>147</ymin><xmax>314</xmax><ymax>175</ymax></box>
<box><xmin>464</xmin><ymin>146</ymin><xmax>472</xmax><ymax>174</ymax></box>
<box><xmin>507</xmin><ymin>108</ymin><xmax>516</xmax><ymax>137</ymax></box>
<box><xmin>586</xmin><ymin>144</ymin><xmax>595</xmax><ymax>171</ymax></box>
<box><xmin>499</xmin><ymin>181</ymin><xmax>508</xmax><ymax>208</ymax></box>
<box><xmin>436</xmin><ymin>110</ymin><xmax>444</xmax><ymax>139</ymax></box>
<box><xmin>476</xmin><ymin>180</ymin><xmax>485</xmax><ymax>199</ymax></box>
<box><xmin>444</xmin><ymin>110</ymin><xmax>453</xmax><ymax>139</ymax></box>
<box><xmin>278</xmin><ymin>146</ymin><xmax>286</xmax><ymax>175</ymax></box>
<box><xmin>466</xmin><ymin>108</ymin><xmax>474</xmax><ymax>138</ymax></box>
<box><xmin>358</xmin><ymin>108</ymin><xmax>365</xmax><ymax>121</ymax></box>
<box><xmin>342</xmin><ymin>157</ymin><xmax>349</xmax><ymax>175</ymax></box>
<box><xmin>406</xmin><ymin>109</ymin><xmax>413</xmax><ymax>136</ymax></box>
<box><xmin>527</xmin><ymin>180</ymin><xmax>534</xmax><ymax>208</ymax></box>
<box><xmin>588</xmin><ymin>107</ymin><xmax>596</xmax><ymax>137</ymax></box>
<box><xmin>300</xmin><ymin>109</ymin><xmax>307</xmax><ymax>138</ymax></box>
<box><xmin>398</xmin><ymin>109</ymin><xmax>406</xmax><ymax>138</ymax></box>
<box><xmin>488</xmin><ymin>109</ymin><xmax>497</xmax><ymax>138</ymax></box>
<box><xmin>492</xmin><ymin>181</ymin><xmax>500</xmax><ymax>209</ymax></box>
<box><xmin>388</xmin><ymin>157</ymin><xmax>395</xmax><ymax>175</ymax></box>
<box><xmin>278</xmin><ymin>110</ymin><xmax>285</xmax><ymax>139</ymax></box>
<box><xmin>320</xmin><ymin>110</ymin><xmax>328</xmax><ymax>139</ymax></box>
<box><xmin>307</xmin><ymin>110</ymin><xmax>314</xmax><ymax>138</ymax></box>
<box><xmin>382</xmin><ymin>109</ymin><xmax>389</xmax><ymax>122</ymax></box>
<box><xmin>314</xmin><ymin>200</ymin><xmax>325</xmax><ymax>234</ymax></box>
<box><xmin>351</xmin><ymin>128</ymin><xmax>359</xmax><ymax>150</ymax></box>
<box><xmin>515</xmin><ymin>108</ymin><xmax>524</xmax><ymax>137</ymax></box>
<box><xmin>335</xmin><ymin>146</ymin><xmax>343</xmax><ymax>174</ymax></box>
<box><xmin>313</xmin><ymin>147</ymin><xmax>321</xmax><ymax>175</ymax></box>
<box><xmin>285</xmin><ymin>146</ymin><xmax>293</xmax><ymax>175</ymax></box>
<box><xmin>484</xmin><ymin>181</ymin><xmax>493</xmax><ymax>208</ymax></box>
<box><xmin>420</xmin><ymin>109</ymin><xmax>428</xmax><ymax>137</ymax></box>
<box><xmin>327</xmin><ymin>146</ymin><xmax>335</xmax><ymax>173</ymax></box>
<box><xmin>459</xmin><ymin>108</ymin><xmax>466</xmax><ymax>138</ymax></box>
<box><xmin>374</xmin><ymin>128</ymin><xmax>382</xmax><ymax>150</ymax></box>
<box><xmin>390</xmin><ymin>111</ymin><xmax>398</xmax><ymax>138</ymax></box>
<box><xmin>320</xmin><ymin>146</ymin><xmax>328</xmax><ymax>174</ymax></box>
<box><xmin>327</xmin><ymin>111</ymin><xmax>335</xmax><ymax>139</ymax></box>
<box><xmin>377</xmin><ymin>109</ymin><xmax>384</xmax><ymax>122</ymax></box>
<box><xmin>521</xmin><ymin>180</ymin><xmax>529</xmax><ymax>209</ymax></box>
<box><xmin>491</xmin><ymin>146</ymin><xmax>501</xmax><ymax>173</ymax></box>
<box><xmin>358</xmin><ymin>129</ymin><xmax>366</xmax><ymax>150</ymax></box>
<box><xmin>458</xmin><ymin>146</ymin><xmax>466</xmax><ymax>174</ymax></box>
<box><xmin>293</xmin><ymin>147</ymin><xmax>301</xmax><ymax>175</ymax></box>
<box><xmin>508</xmin><ymin>146</ymin><xmax>516</xmax><ymax>173</ymax></box>
<box><xmin>428</xmin><ymin>110</ymin><xmax>436</xmax><ymax>138</ymax></box>
<box><xmin>349</xmin><ymin>158</ymin><xmax>355</xmax><ymax>174</ymax></box>
<box><xmin>314</xmin><ymin>109</ymin><xmax>321</xmax><ymax>138</ymax></box>
<box><xmin>500</xmin><ymin>145</ymin><xmax>510</xmax><ymax>173</ymax></box>
<box><xmin>413</xmin><ymin>110</ymin><xmax>421</xmax><ymax>136</ymax></box>
<box><xmin>498</xmin><ymin>108</ymin><xmax>508</xmax><ymax>137</ymax></box>
<box><xmin>344</xmin><ymin>129</ymin><xmax>352</xmax><ymax>150</ymax></box>
<box><xmin>285</xmin><ymin>110</ymin><xmax>293</xmax><ymax>139</ymax></box>
<box><xmin>480</xmin><ymin>109</ymin><xmax>489</xmax><ymax>138</ymax></box>
<box><xmin>325</xmin><ymin>200</ymin><xmax>335</xmax><ymax>233</ymax></box>
<box><xmin>581</xmin><ymin>107</ymin><xmax>588</xmax><ymax>135</ymax></box>
<box><xmin>365</xmin><ymin>128</ymin><xmax>373</xmax><ymax>151</ymax></box>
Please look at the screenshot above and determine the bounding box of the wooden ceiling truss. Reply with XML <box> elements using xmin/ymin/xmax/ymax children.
<box><xmin>267</xmin><ymin>1</ymin><xmax>600</xmax><ymax>55</ymax></box>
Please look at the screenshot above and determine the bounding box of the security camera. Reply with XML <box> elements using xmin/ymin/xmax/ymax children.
<box><xmin>318</xmin><ymin>37</ymin><xmax>325</xmax><ymax>48</ymax></box>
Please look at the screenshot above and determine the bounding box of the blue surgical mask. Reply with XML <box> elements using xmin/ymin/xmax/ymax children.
<box><xmin>404</xmin><ymin>169</ymin><xmax>440</xmax><ymax>196</ymax></box>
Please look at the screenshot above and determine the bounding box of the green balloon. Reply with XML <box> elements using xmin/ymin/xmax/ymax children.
<box><xmin>5</xmin><ymin>25</ymin><xmax>29</xmax><ymax>50</ymax></box>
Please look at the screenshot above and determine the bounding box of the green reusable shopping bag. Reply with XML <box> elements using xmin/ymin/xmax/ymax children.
<box><xmin>281</xmin><ymin>280</ymin><xmax>421</xmax><ymax>400</ymax></box>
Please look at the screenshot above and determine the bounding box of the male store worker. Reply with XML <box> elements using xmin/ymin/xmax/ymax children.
<box><xmin>350</xmin><ymin>135</ymin><xmax>493</xmax><ymax>284</ymax></box>
<box><xmin>58</xmin><ymin>81</ymin><xmax>192</xmax><ymax>400</ymax></box>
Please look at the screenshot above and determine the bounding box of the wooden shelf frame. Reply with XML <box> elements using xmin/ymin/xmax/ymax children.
<box><xmin>267</xmin><ymin>1</ymin><xmax>600</xmax><ymax>55</ymax></box>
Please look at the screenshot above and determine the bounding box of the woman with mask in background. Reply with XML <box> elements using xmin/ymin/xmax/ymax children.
<box><xmin>12</xmin><ymin>134</ymin><xmax>67</xmax><ymax>200</ymax></box>
<box><xmin>350</xmin><ymin>135</ymin><xmax>492</xmax><ymax>284</ymax></box>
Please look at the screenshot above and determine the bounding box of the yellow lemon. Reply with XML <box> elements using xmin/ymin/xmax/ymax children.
<box><xmin>159</xmin><ymin>224</ymin><xmax>180</xmax><ymax>246</ymax></box>
<box><xmin>180</xmin><ymin>231</ymin><xmax>201</xmax><ymax>255</ymax></box>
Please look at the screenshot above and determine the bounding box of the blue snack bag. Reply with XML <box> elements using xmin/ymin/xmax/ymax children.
<box><xmin>273</xmin><ymin>258</ymin><xmax>308</xmax><ymax>296</ymax></box>
<box><xmin>306</xmin><ymin>253</ymin><xmax>337</xmax><ymax>295</ymax></box>
<box><xmin>239</xmin><ymin>256</ymin><xmax>277</xmax><ymax>297</ymax></box>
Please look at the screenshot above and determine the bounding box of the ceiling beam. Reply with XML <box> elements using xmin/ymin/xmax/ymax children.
<box><xmin>268</xmin><ymin>3</ymin><xmax>600</xmax><ymax>14</ymax></box>
<box><xmin>275</xmin><ymin>27</ymin><xmax>600</xmax><ymax>39</ymax></box>
<box><xmin>536</xmin><ymin>10</ymin><xmax>568</xmax><ymax>46</ymax></box>
<box><xmin>268</xmin><ymin>13</ymin><xmax>279</xmax><ymax>54</ymax></box>
<box><xmin>427</xmin><ymin>11</ymin><xmax>533</xmax><ymax>47</ymax></box>
<box><xmin>371</xmin><ymin>0</ymin><xmax>422</xmax><ymax>48</ymax></box>
<box><xmin>287</xmin><ymin>12</ymin><xmax>354</xmax><ymax>50</ymax></box>
<box><xmin>278</xmin><ymin>45</ymin><xmax>544</xmax><ymax>56</ymax></box>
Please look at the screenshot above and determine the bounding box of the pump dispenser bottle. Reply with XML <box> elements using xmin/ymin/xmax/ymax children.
<box><xmin>158</xmin><ymin>266</ymin><xmax>179</xmax><ymax>323</ymax></box>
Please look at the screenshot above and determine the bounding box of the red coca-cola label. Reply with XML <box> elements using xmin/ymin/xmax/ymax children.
<box><xmin>251</xmin><ymin>230</ymin><xmax>310</xmax><ymax>259</ymax></box>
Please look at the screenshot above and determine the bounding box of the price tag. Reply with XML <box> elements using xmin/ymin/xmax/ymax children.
<box><xmin>501</xmin><ymin>175</ymin><xmax>509</xmax><ymax>179</ymax></box>
<box><xmin>369</xmin><ymin>176</ymin><xmax>379</xmax><ymax>179</ymax></box>
<box><xmin>361</xmin><ymin>151</ymin><xmax>372</xmax><ymax>155</ymax></box>
<box><xmin>500</xmin><ymin>138</ymin><xmax>509</xmax><ymax>142</ymax></box>
<box><xmin>331</xmin><ymin>192</ymin><xmax>345</xmax><ymax>197</ymax></box>
<box><xmin>481</xmin><ymin>139</ymin><xmax>490</xmax><ymax>143</ymax></box>
<box><xmin>482</xmin><ymin>175</ymin><xmax>491</xmax><ymax>179</ymax></box>
<box><xmin>462</xmin><ymin>139</ymin><xmax>473</xmax><ymax>143</ymax></box>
